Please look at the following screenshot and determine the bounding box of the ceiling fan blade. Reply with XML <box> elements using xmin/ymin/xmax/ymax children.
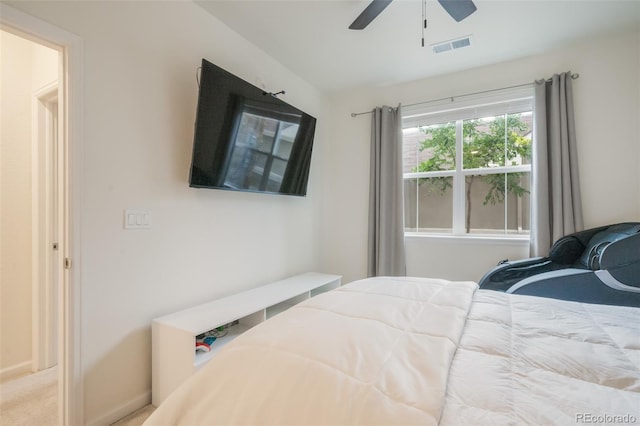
<box><xmin>438</xmin><ymin>0</ymin><xmax>477</xmax><ymax>22</ymax></box>
<box><xmin>349</xmin><ymin>0</ymin><xmax>393</xmax><ymax>30</ymax></box>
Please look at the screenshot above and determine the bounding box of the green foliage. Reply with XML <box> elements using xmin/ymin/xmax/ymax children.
<box><xmin>481</xmin><ymin>173</ymin><xmax>529</xmax><ymax>205</ymax></box>
<box><xmin>414</xmin><ymin>114</ymin><xmax>531</xmax><ymax>232</ymax></box>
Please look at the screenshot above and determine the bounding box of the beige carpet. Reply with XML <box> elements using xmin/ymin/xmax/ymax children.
<box><xmin>0</xmin><ymin>367</ymin><xmax>154</xmax><ymax>426</ymax></box>
<box><xmin>0</xmin><ymin>367</ymin><xmax>58</xmax><ymax>426</ymax></box>
<box><xmin>112</xmin><ymin>405</ymin><xmax>155</xmax><ymax>425</ymax></box>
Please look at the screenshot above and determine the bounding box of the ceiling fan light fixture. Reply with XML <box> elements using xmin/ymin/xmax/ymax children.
<box><xmin>348</xmin><ymin>0</ymin><xmax>476</xmax><ymax>30</ymax></box>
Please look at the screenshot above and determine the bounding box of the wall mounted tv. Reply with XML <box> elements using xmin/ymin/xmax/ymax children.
<box><xmin>189</xmin><ymin>59</ymin><xmax>316</xmax><ymax>196</ymax></box>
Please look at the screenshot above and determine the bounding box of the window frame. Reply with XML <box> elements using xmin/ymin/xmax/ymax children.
<box><xmin>402</xmin><ymin>86</ymin><xmax>533</xmax><ymax>238</ymax></box>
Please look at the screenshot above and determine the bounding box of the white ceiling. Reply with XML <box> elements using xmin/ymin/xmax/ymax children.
<box><xmin>196</xmin><ymin>0</ymin><xmax>640</xmax><ymax>93</ymax></box>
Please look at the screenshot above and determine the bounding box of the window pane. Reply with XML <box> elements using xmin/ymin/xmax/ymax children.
<box><xmin>403</xmin><ymin>122</ymin><xmax>456</xmax><ymax>173</ymax></box>
<box><xmin>403</xmin><ymin>178</ymin><xmax>417</xmax><ymax>231</ymax></box>
<box><xmin>463</xmin><ymin>113</ymin><xmax>532</xmax><ymax>169</ymax></box>
<box><xmin>506</xmin><ymin>112</ymin><xmax>532</xmax><ymax>166</ymax></box>
<box><xmin>465</xmin><ymin>172</ymin><xmax>530</xmax><ymax>234</ymax></box>
<box><xmin>402</xmin><ymin>128</ymin><xmax>422</xmax><ymax>173</ymax></box>
<box><xmin>404</xmin><ymin>177</ymin><xmax>453</xmax><ymax>233</ymax></box>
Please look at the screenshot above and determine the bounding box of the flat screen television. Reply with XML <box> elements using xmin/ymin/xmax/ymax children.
<box><xmin>189</xmin><ymin>59</ymin><xmax>316</xmax><ymax>196</ymax></box>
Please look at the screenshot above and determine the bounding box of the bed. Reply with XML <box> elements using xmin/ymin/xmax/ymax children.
<box><xmin>144</xmin><ymin>276</ymin><xmax>640</xmax><ymax>425</ymax></box>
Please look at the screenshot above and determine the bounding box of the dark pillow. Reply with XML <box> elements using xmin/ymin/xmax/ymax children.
<box><xmin>548</xmin><ymin>236</ymin><xmax>584</xmax><ymax>265</ymax></box>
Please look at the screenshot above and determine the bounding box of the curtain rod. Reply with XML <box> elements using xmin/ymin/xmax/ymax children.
<box><xmin>350</xmin><ymin>73</ymin><xmax>579</xmax><ymax>117</ymax></box>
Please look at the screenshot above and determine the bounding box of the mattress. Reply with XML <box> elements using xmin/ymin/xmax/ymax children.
<box><xmin>144</xmin><ymin>276</ymin><xmax>640</xmax><ymax>425</ymax></box>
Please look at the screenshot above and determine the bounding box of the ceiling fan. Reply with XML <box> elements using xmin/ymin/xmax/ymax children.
<box><xmin>349</xmin><ymin>0</ymin><xmax>477</xmax><ymax>30</ymax></box>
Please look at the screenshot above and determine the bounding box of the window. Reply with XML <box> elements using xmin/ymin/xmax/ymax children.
<box><xmin>402</xmin><ymin>87</ymin><xmax>533</xmax><ymax>237</ymax></box>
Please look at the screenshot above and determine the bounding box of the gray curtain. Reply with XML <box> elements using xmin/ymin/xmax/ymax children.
<box><xmin>368</xmin><ymin>105</ymin><xmax>406</xmax><ymax>277</ymax></box>
<box><xmin>531</xmin><ymin>72</ymin><xmax>583</xmax><ymax>257</ymax></box>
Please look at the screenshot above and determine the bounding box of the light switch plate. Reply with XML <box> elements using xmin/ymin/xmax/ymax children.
<box><xmin>124</xmin><ymin>209</ymin><xmax>152</xmax><ymax>229</ymax></box>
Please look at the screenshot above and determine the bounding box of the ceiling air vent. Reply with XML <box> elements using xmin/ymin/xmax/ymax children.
<box><xmin>432</xmin><ymin>35</ymin><xmax>472</xmax><ymax>54</ymax></box>
<box><xmin>432</xmin><ymin>42</ymin><xmax>452</xmax><ymax>54</ymax></box>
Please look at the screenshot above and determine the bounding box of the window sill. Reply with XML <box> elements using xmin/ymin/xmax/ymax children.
<box><xmin>404</xmin><ymin>232</ymin><xmax>530</xmax><ymax>246</ymax></box>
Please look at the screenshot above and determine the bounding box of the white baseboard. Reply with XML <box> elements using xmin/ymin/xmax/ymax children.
<box><xmin>0</xmin><ymin>361</ymin><xmax>32</xmax><ymax>383</ymax></box>
<box><xmin>86</xmin><ymin>391</ymin><xmax>151</xmax><ymax>426</ymax></box>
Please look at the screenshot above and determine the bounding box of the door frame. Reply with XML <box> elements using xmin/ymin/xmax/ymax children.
<box><xmin>1</xmin><ymin>4</ymin><xmax>84</xmax><ymax>425</ymax></box>
<box><xmin>32</xmin><ymin>82</ymin><xmax>60</xmax><ymax>373</ymax></box>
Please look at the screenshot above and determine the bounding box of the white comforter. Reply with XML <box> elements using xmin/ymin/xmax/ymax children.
<box><xmin>145</xmin><ymin>277</ymin><xmax>640</xmax><ymax>425</ymax></box>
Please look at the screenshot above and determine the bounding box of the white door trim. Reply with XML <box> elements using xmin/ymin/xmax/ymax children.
<box><xmin>1</xmin><ymin>4</ymin><xmax>84</xmax><ymax>425</ymax></box>
<box><xmin>32</xmin><ymin>81</ymin><xmax>60</xmax><ymax>373</ymax></box>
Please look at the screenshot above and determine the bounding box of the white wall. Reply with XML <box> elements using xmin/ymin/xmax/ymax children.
<box><xmin>0</xmin><ymin>30</ymin><xmax>58</xmax><ymax>377</ymax></box>
<box><xmin>321</xmin><ymin>29</ymin><xmax>640</xmax><ymax>284</ymax></box>
<box><xmin>4</xmin><ymin>1</ymin><xmax>329</xmax><ymax>423</ymax></box>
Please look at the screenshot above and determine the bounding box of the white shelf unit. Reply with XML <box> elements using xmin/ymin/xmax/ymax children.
<box><xmin>151</xmin><ymin>272</ymin><xmax>341</xmax><ymax>406</ymax></box>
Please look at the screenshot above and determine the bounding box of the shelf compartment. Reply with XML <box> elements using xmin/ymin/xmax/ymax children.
<box><xmin>193</xmin><ymin>310</ymin><xmax>264</xmax><ymax>368</ymax></box>
<box><xmin>311</xmin><ymin>281</ymin><xmax>340</xmax><ymax>297</ymax></box>
<box><xmin>266</xmin><ymin>293</ymin><xmax>309</xmax><ymax>319</ymax></box>
<box><xmin>194</xmin><ymin>322</ymin><xmax>252</xmax><ymax>368</ymax></box>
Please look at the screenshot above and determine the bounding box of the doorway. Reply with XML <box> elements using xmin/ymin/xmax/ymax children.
<box><xmin>1</xmin><ymin>4</ymin><xmax>83</xmax><ymax>424</ymax></box>
<box><xmin>0</xmin><ymin>27</ymin><xmax>61</xmax><ymax>423</ymax></box>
